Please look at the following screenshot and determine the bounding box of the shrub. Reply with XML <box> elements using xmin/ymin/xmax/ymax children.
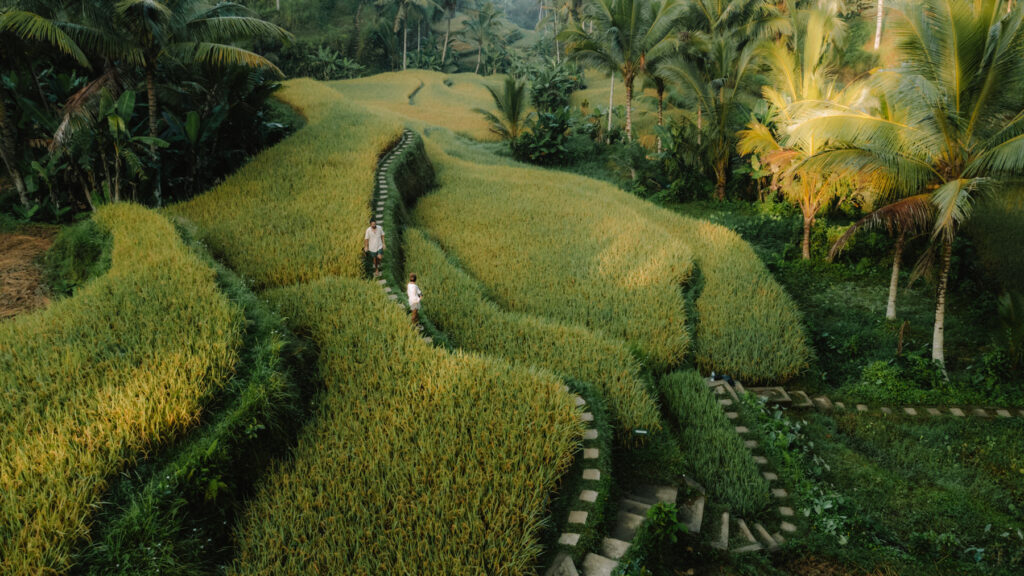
<box><xmin>405</xmin><ymin>227</ymin><xmax>661</xmax><ymax>435</ymax></box>
<box><xmin>43</xmin><ymin>218</ymin><xmax>112</xmax><ymax>295</ymax></box>
<box><xmin>0</xmin><ymin>204</ymin><xmax>242</xmax><ymax>575</ymax></box>
<box><xmin>659</xmin><ymin>370</ymin><xmax>769</xmax><ymax>516</ymax></box>
<box><xmin>231</xmin><ymin>277</ymin><xmax>581</xmax><ymax>575</ymax></box>
<box><xmin>171</xmin><ymin>79</ymin><xmax>402</xmax><ymax>288</ymax></box>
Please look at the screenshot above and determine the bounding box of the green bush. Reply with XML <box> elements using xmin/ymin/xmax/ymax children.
<box><xmin>658</xmin><ymin>370</ymin><xmax>769</xmax><ymax>516</ymax></box>
<box><xmin>44</xmin><ymin>219</ymin><xmax>112</xmax><ymax>296</ymax></box>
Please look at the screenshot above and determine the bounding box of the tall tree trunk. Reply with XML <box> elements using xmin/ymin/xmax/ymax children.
<box><xmin>714</xmin><ymin>159</ymin><xmax>726</xmax><ymax>201</ymax></box>
<box><xmin>442</xmin><ymin>15</ymin><xmax>452</xmax><ymax>64</ymax></box>
<box><xmin>352</xmin><ymin>4</ymin><xmax>364</xmax><ymax>59</ymax></box>
<box><xmin>475</xmin><ymin>45</ymin><xmax>482</xmax><ymax>74</ymax></box>
<box><xmin>886</xmin><ymin>229</ymin><xmax>906</xmax><ymax>320</ymax></box>
<box><xmin>276</xmin><ymin>0</ymin><xmax>280</xmax><ymax>10</ymax></box>
<box><xmin>417</xmin><ymin>20</ymin><xmax>421</xmax><ymax>56</ymax></box>
<box><xmin>874</xmin><ymin>0</ymin><xmax>884</xmax><ymax>50</ymax></box>
<box><xmin>607</xmin><ymin>75</ymin><xmax>614</xmax><ymax>141</ymax></box>
<box><xmin>932</xmin><ymin>238</ymin><xmax>953</xmax><ymax>366</ymax></box>
<box><xmin>656</xmin><ymin>89</ymin><xmax>664</xmax><ymax>153</ymax></box>
<box><xmin>697</xmin><ymin>104</ymin><xmax>702</xmax><ymax>145</ymax></box>
<box><xmin>0</xmin><ymin>156</ymin><xmax>29</xmax><ymax>208</ymax></box>
<box><xmin>146</xmin><ymin>64</ymin><xmax>159</xmax><ymax>157</ymax></box>
<box><xmin>801</xmin><ymin>212</ymin><xmax>813</xmax><ymax>259</ymax></box>
<box><xmin>403</xmin><ymin>24</ymin><xmax>408</xmax><ymax>70</ymax></box>
<box><xmin>624</xmin><ymin>78</ymin><xmax>633</xmax><ymax>142</ymax></box>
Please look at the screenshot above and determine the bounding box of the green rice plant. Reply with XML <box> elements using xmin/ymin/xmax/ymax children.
<box><xmin>0</xmin><ymin>204</ymin><xmax>243</xmax><ymax>575</ymax></box>
<box><xmin>170</xmin><ymin>78</ymin><xmax>403</xmax><ymax>288</ymax></box>
<box><xmin>412</xmin><ymin>146</ymin><xmax>694</xmax><ymax>372</ymax></box>
<box><xmin>232</xmin><ymin>277</ymin><xmax>581</xmax><ymax>575</ymax></box>
<box><xmin>405</xmin><ymin>227</ymin><xmax>660</xmax><ymax>434</ymax></box>
<box><xmin>659</xmin><ymin>370</ymin><xmax>769</xmax><ymax>517</ymax></box>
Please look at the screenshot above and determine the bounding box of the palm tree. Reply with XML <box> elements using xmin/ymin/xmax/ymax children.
<box><xmin>439</xmin><ymin>0</ymin><xmax>460</xmax><ymax>65</ymax></box>
<box><xmin>830</xmin><ymin>194</ymin><xmax>934</xmax><ymax>320</ymax></box>
<box><xmin>560</xmin><ymin>0</ymin><xmax>685</xmax><ymax>141</ymax></box>
<box><xmin>109</xmin><ymin>0</ymin><xmax>290</xmax><ymax>153</ymax></box>
<box><xmin>0</xmin><ymin>3</ymin><xmax>93</xmax><ymax>208</ymax></box>
<box><xmin>461</xmin><ymin>2</ymin><xmax>504</xmax><ymax>75</ymax></box>
<box><xmin>792</xmin><ymin>0</ymin><xmax>1024</xmax><ymax>366</ymax></box>
<box><xmin>379</xmin><ymin>0</ymin><xmax>436</xmax><ymax>70</ymax></box>
<box><xmin>738</xmin><ymin>7</ymin><xmax>847</xmax><ymax>258</ymax></box>
<box><xmin>474</xmin><ymin>75</ymin><xmax>532</xmax><ymax>139</ymax></box>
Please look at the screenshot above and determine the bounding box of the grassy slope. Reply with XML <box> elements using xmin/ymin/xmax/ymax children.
<box><xmin>0</xmin><ymin>204</ymin><xmax>242</xmax><ymax>575</ymax></box>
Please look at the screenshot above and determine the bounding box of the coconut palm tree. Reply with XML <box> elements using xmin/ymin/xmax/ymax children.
<box><xmin>737</xmin><ymin>7</ymin><xmax>847</xmax><ymax>258</ymax></box>
<box><xmin>461</xmin><ymin>2</ymin><xmax>504</xmax><ymax>75</ymax></box>
<box><xmin>560</xmin><ymin>0</ymin><xmax>685</xmax><ymax>141</ymax></box>
<box><xmin>438</xmin><ymin>0</ymin><xmax>461</xmax><ymax>65</ymax></box>
<box><xmin>791</xmin><ymin>0</ymin><xmax>1024</xmax><ymax>366</ymax></box>
<box><xmin>474</xmin><ymin>75</ymin><xmax>532</xmax><ymax>139</ymax></box>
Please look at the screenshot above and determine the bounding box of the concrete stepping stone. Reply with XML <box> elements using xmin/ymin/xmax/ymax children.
<box><xmin>789</xmin><ymin>390</ymin><xmax>813</xmax><ymax>407</ymax></box>
<box><xmin>813</xmin><ymin>396</ymin><xmax>833</xmax><ymax>410</ymax></box>
<box><xmin>753</xmin><ymin>522</ymin><xmax>779</xmax><ymax>550</ymax></box>
<box><xmin>568</xmin><ymin>510</ymin><xmax>588</xmax><ymax>525</ymax></box>
<box><xmin>880</xmin><ymin>407</ymin><xmax>892</xmax><ymax>414</ymax></box>
<box><xmin>680</xmin><ymin>494</ymin><xmax>705</xmax><ymax>533</ymax></box>
<box><xmin>722</xmin><ymin>383</ymin><xmax>740</xmax><ymax>402</ymax></box>
<box><xmin>771</xmin><ymin>487</ymin><xmax>788</xmax><ymax>498</ymax></box>
<box><xmin>601</xmin><ymin>537</ymin><xmax>631</xmax><ymax>560</ymax></box>
<box><xmin>927</xmin><ymin>408</ymin><xmax>941</xmax><ymax>416</ymax></box>
<box><xmin>710</xmin><ymin>512</ymin><xmax>730</xmax><ymax>550</ymax></box>
<box><xmin>735</xmin><ymin>426</ymin><xmax>749</xmax><ymax>434</ymax></box>
<box><xmin>973</xmin><ymin>408</ymin><xmax>989</xmax><ymax>417</ymax></box>
<box><xmin>779</xmin><ymin>506</ymin><xmax>794</xmax><ymax>517</ymax></box>
<box><xmin>580</xmin><ymin>412</ymin><xmax>594</xmax><ymax>422</ymax></box>
<box><xmin>631</xmin><ymin>484</ymin><xmax>678</xmax><ymax>505</ymax></box>
<box><xmin>736</xmin><ymin>518</ymin><xmax>757</xmax><ymax>545</ymax></box>
<box><xmin>422</xmin><ymin>336</ymin><xmax>433</xmax><ymax>344</ymax></box>
<box><xmin>377</xmin><ymin>279</ymin><xmax>387</xmax><ymax>285</ymax></box>
<box><xmin>583</xmin><ymin>429</ymin><xmax>598</xmax><ymax>440</ymax></box>
<box><xmin>545</xmin><ymin>553</ymin><xmax>578</xmax><ymax>576</ymax></box>
<box><xmin>780</xmin><ymin>521</ymin><xmax>797</xmax><ymax>533</ymax></box>
<box><xmin>583</xmin><ymin>448</ymin><xmax>599</xmax><ymax>460</ymax></box>
<box><xmin>581</xmin><ymin>554</ymin><xmax>618</xmax><ymax>576</ymax></box>
<box><xmin>835</xmin><ymin>401</ymin><xmax>846</xmax><ymax>410</ymax></box>
<box><xmin>713</xmin><ymin>386</ymin><xmax>725</xmax><ymax>395</ymax></box>
<box><xmin>580</xmin><ymin>490</ymin><xmax>598</xmax><ymax>503</ymax></box>
<box><xmin>620</xmin><ymin>498</ymin><xmax>651</xmax><ymax>516</ymax></box>
<box><xmin>387</xmin><ymin>294</ymin><xmax>397</xmax><ymax>300</ymax></box>
<box><xmin>762</xmin><ymin>471</ymin><xmax>778</xmax><ymax>481</ymax></box>
<box><xmin>772</xmin><ymin>532</ymin><xmax>786</xmax><ymax>545</ymax></box>
<box><xmin>558</xmin><ymin>533</ymin><xmax>580</xmax><ymax>546</ymax></box>
<box><xmin>574</xmin><ymin>396</ymin><xmax>586</xmax><ymax>407</ymax></box>
<box><xmin>856</xmin><ymin>404</ymin><xmax>868</xmax><ymax>412</ymax></box>
<box><xmin>950</xmin><ymin>407</ymin><xmax>965</xmax><ymax>417</ymax></box>
<box><xmin>733</xmin><ymin>542</ymin><xmax>764</xmax><ymax>554</ymax></box>
<box><xmin>753</xmin><ymin>456</ymin><xmax>768</xmax><ymax>465</ymax></box>
<box><xmin>904</xmin><ymin>407</ymin><xmax>918</xmax><ymax>416</ymax></box>
<box><xmin>611</xmin><ymin>510</ymin><xmax>646</xmax><ymax>541</ymax></box>
<box><xmin>718</xmin><ymin>398</ymin><xmax>734</xmax><ymax>406</ymax></box>
<box><xmin>725</xmin><ymin>411</ymin><xmax>739</xmax><ymax>420</ymax></box>
<box><xmin>744</xmin><ymin>439</ymin><xmax>758</xmax><ymax>449</ymax></box>
<box><xmin>582</xmin><ymin>468</ymin><xmax>600</xmax><ymax>481</ymax></box>
<box><xmin>997</xmin><ymin>409</ymin><xmax>1012</xmax><ymax>418</ymax></box>
<box><xmin>383</xmin><ymin>286</ymin><xmax>391</xmax><ymax>293</ymax></box>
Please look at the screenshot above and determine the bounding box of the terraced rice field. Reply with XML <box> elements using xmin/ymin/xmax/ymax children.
<box><xmin>0</xmin><ymin>204</ymin><xmax>241</xmax><ymax>575</ymax></box>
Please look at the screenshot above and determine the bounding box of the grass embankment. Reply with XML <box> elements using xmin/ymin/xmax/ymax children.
<box><xmin>171</xmin><ymin>78</ymin><xmax>402</xmax><ymax>288</ymax></box>
<box><xmin>0</xmin><ymin>204</ymin><xmax>242</xmax><ymax>575</ymax></box>
<box><xmin>231</xmin><ymin>278</ymin><xmax>581</xmax><ymax>574</ymax></box>
<box><xmin>405</xmin><ymin>227</ymin><xmax>660</xmax><ymax>434</ymax></box>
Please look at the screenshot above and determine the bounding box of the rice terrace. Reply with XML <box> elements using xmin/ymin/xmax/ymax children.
<box><xmin>3</xmin><ymin>0</ymin><xmax>1024</xmax><ymax>575</ymax></box>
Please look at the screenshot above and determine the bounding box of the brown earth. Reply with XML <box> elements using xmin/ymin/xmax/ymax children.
<box><xmin>0</xmin><ymin>227</ymin><xmax>56</xmax><ymax>320</ymax></box>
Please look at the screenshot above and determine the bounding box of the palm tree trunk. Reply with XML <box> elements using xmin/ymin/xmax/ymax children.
<box><xmin>624</xmin><ymin>78</ymin><xmax>633</xmax><ymax>142</ymax></box>
<box><xmin>932</xmin><ymin>238</ymin><xmax>953</xmax><ymax>366</ymax></box>
<box><xmin>475</xmin><ymin>45</ymin><xmax>482</xmax><ymax>74</ymax></box>
<box><xmin>657</xmin><ymin>89</ymin><xmax>664</xmax><ymax>153</ymax></box>
<box><xmin>403</xmin><ymin>24</ymin><xmax>408</xmax><ymax>70</ymax></box>
<box><xmin>417</xmin><ymin>20</ymin><xmax>421</xmax><ymax>56</ymax></box>
<box><xmin>442</xmin><ymin>16</ymin><xmax>452</xmax><ymax>64</ymax></box>
<box><xmin>146</xmin><ymin>65</ymin><xmax>159</xmax><ymax>157</ymax></box>
<box><xmin>714</xmin><ymin>160</ymin><xmax>727</xmax><ymax>201</ymax></box>
<box><xmin>1</xmin><ymin>155</ymin><xmax>29</xmax><ymax>209</ymax></box>
<box><xmin>886</xmin><ymin>229</ymin><xmax>905</xmax><ymax>320</ymax></box>
<box><xmin>697</xmin><ymin>104</ymin><xmax>702</xmax><ymax>145</ymax></box>
<box><xmin>801</xmin><ymin>212</ymin><xmax>813</xmax><ymax>259</ymax></box>
<box><xmin>874</xmin><ymin>0</ymin><xmax>884</xmax><ymax>50</ymax></box>
<box><xmin>607</xmin><ymin>75</ymin><xmax>614</xmax><ymax>141</ymax></box>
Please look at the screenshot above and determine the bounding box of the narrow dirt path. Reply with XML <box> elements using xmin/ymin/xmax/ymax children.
<box><xmin>1</xmin><ymin>227</ymin><xmax>56</xmax><ymax>319</ymax></box>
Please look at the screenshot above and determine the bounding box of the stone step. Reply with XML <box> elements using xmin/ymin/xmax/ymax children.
<box><xmin>611</xmin><ymin>510</ymin><xmax>646</xmax><ymax>542</ymax></box>
<box><xmin>734</xmin><ymin>518</ymin><xmax>757</xmax><ymax>545</ymax></box>
<box><xmin>630</xmin><ymin>484</ymin><xmax>677</xmax><ymax>506</ymax></box>
<box><xmin>732</xmin><ymin>542</ymin><xmax>764</xmax><ymax>554</ymax></box>
<box><xmin>813</xmin><ymin>396</ymin><xmax>833</xmax><ymax>410</ymax></box>
<box><xmin>679</xmin><ymin>494</ymin><xmax>705</xmax><ymax>534</ymax></box>
<box><xmin>789</xmin><ymin>390</ymin><xmax>813</xmax><ymax>408</ymax></box>
<box><xmin>619</xmin><ymin>498</ymin><xmax>652</xmax><ymax>516</ymax></box>
<box><xmin>709</xmin><ymin>512</ymin><xmax>729</xmax><ymax>550</ymax></box>
<box><xmin>601</xmin><ymin>537</ymin><xmax>631</xmax><ymax>560</ymax></box>
<box><xmin>545</xmin><ymin>552</ymin><xmax>578</xmax><ymax>576</ymax></box>
<box><xmin>581</xmin><ymin>553</ymin><xmax>618</xmax><ymax>576</ymax></box>
<box><xmin>753</xmin><ymin>522</ymin><xmax>779</xmax><ymax>550</ymax></box>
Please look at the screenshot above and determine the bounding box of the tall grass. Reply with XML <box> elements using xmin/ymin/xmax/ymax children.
<box><xmin>0</xmin><ymin>204</ymin><xmax>242</xmax><ymax>575</ymax></box>
<box><xmin>231</xmin><ymin>277</ymin><xmax>581</xmax><ymax>574</ymax></box>
<box><xmin>659</xmin><ymin>370</ymin><xmax>769</xmax><ymax>516</ymax></box>
<box><xmin>171</xmin><ymin>79</ymin><xmax>402</xmax><ymax>288</ymax></box>
<box><xmin>405</xmin><ymin>227</ymin><xmax>661</xmax><ymax>434</ymax></box>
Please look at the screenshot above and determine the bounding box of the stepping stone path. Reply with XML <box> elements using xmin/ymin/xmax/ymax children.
<box><xmin>371</xmin><ymin>130</ymin><xmax>433</xmax><ymax>346</ymax></box>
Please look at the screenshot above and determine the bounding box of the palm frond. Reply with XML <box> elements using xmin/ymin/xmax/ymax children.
<box><xmin>0</xmin><ymin>10</ymin><xmax>90</xmax><ymax>67</ymax></box>
<box><xmin>829</xmin><ymin>193</ymin><xmax>934</xmax><ymax>260</ymax></box>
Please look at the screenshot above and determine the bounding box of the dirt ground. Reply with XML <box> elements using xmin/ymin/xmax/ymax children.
<box><xmin>0</xmin><ymin>227</ymin><xmax>56</xmax><ymax>320</ymax></box>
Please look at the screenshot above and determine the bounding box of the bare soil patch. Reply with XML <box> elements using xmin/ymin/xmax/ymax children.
<box><xmin>1</xmin><ymin>227</ymin><xmax>56</xmax><ymax>319</ymax></box>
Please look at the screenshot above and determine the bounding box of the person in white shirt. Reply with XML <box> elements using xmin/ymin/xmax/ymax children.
<box><xmin>407</xmin><ymin>273</ymin><xmax>422</xmax><ymax>324</ymax></box>
<box><xmin>363</xmin><ymin>220</ymin><xmax>386</xmax><ymax>276</ymax></box>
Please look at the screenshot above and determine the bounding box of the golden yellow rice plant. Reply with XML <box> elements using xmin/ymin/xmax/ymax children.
<box><xmin>0</xmin><ymin>204</ymin><xmax>242</xmax><ymax>575</ymax></box>
<box><xmin>405</xmin><ymin>227</ymin><xmax>660</xmax><ymax>434</ymax></box>
<box><xmin>231</xmin><ymin>277</ymin><xmax>581</xmax><ymax>575</ymax></box>
<box><xmin>170</xmin><ymin>79</ymin><xmax>403</xmax><ymax>288</ymax></box>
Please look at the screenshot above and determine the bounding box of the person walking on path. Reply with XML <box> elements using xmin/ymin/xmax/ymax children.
<box><xmin>364</xmin><ymin>219</ymin><xmax>386</xmax><ymax>276</ymax></box>
<box><xmin>407</xmin><ymin>273</ymin><xmax>422</xmax><ymax>325</ymax></box>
